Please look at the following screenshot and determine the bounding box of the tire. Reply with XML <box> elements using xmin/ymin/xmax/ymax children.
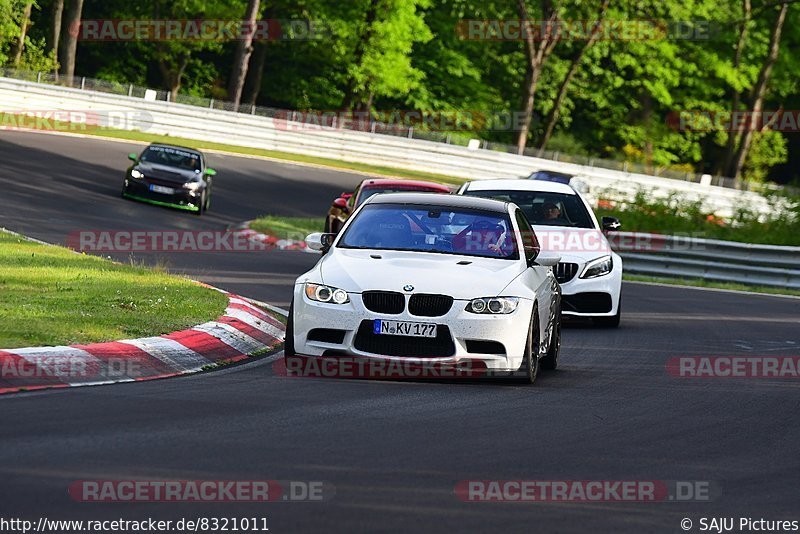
<box><xmin>194</xmin><ymin>192</ymin><xmax>206</xmax><ymax>216</ymax></box>
<box><xmin>594</xmin><ymin>298</ymin><xmax>621</xmax><ymax>328</ymax></box>
<box><xmin>283</xmin><ymin>300</ymin><xmax>299</xmax><ymax>376</ymax></box>
<box><xmin>204</xmin><ymin>189</ymin><xmax>211</xmax><ymax>211</ymax></box>
<box><xmin>518</xmin><ymin>308</ymin><xmax>540</xmax><ymax>384</ymax></box>
<box><xmin>284</xmin><ymin>300</ymin><xmax>295</xmax><ymax>357</ymax></box>
<box><xmin>541</xmin><ymin>308</ymin><xmax>561</xmax><ymax>371</ymax></box>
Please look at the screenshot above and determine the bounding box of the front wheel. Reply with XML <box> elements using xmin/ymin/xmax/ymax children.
<box><xmin>518</xmin><ymin>309</ymin><xmax>540</xmax><ymax>384</ymax></box>
<box><xmin>194</xmin><ymin>192</ymin><xmax>206</xmax><ymax>216</ymax></box>
<box><xmin>541</xmin><ymin>309</ymin><xmax>561</xmax><ymax>370</ymax></box>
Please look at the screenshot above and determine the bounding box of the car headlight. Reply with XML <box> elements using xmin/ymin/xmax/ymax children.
<box><xmin>466</xmin><ymin>297</ymin><xmax>519</xmax><ymax>314</ymax></box>
<box><xmin>305</xmin><ymin>283</ymin><xmax>350</xmax><ymax>304</ymax></box>
<box><xmin>130</xmin><ymin>169</ymin><xmax>144</xmax><ymax>179</ymax></box>
<box><xmin>183</xmin><ymin>181</ymin><xmax>202</xmax><ymax>191</ymax></box>
<box><xmin>581</xmin><ymin>255</ymin><xmax>613</xmax><ymax>279</ymax></box>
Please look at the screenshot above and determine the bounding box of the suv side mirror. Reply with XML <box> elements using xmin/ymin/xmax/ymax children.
<box><xmin>204</xmin><ymin>168</ymin><xmax>217</xmax><ymax>177</ymax></box>
<box><xmin>306</xmin><ymin>232</ymin><xmax>336</xmax><ymax>252</ymax></box>
<box><xmin>128</xmin><ymin>153</ymin><xmax>138</xmax><ymax>162</ymax></box>
<box><xmin>602</xmin><ymin>217</ymin><xmax>621</xmax><ymax>232</ymax></box>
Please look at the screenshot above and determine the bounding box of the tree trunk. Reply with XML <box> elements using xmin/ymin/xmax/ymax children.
<box><xmin>242</xmin><ymin>41</ymin><xmax>268</xmax><ymax>107</ymax></box>
<box><xmin>731</xmin><ymin>2</ymin><xmax>788</xmax><ymax>180</ymax></box>
<box><xmin>536</xmin><ymin>0</ymin><xmax>609</xmax><ymax>156</ymax></box>
<box><xmin>228</xmin><ymin>0</ymin><xmax>261</xmax><ymax>109</ymax></box>
<box><xmin>341</xmin><ymin>0</ymin><xmax>380</xmax><ymax>112</ymax></box>
<box><xmin>158</xmin><ymin>53</ymin><xmax>190</xmax><ymax>102</ymax></box>
<box><xmin>50</xmin><ymin>0</ymin><xmax>64</xmax><ymax>75</ymax></box>
<box><xmin>514</xmin><ymin>0</ymin><xmax>557</xmax><ymax>155</ymax></box>
<box><xmin>59</xmin><ymin>0</ymin><xmax>84</xmax><ymax>85</ymax></box>
<box><xmin>721</xmin><ymin>0</ymin><xmax>751</xmax><ymax>176</ymax></box>
<box><xmin>12</xmin><ymin>1</ymin><xmax>34</xmax><ymax>67</ymax></box>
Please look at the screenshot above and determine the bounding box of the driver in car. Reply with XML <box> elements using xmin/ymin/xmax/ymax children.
<box><xmin>542</xmin><ymin>202</ymin><xmax>569</xmax><ymax>225</ymax></box>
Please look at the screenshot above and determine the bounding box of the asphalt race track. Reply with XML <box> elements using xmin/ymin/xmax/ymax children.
<box><xmin>0</xmin><ymin>131</ymin><xmax>798</xmax><ymax>533</ymax></box>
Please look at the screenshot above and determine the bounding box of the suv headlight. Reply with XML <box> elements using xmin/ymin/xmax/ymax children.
<box><xmin>466</xmin><ymin>297</ymin><xmax>519</xmax><ymax>314</ymax></box>
<box><xmin>305</xmin><ymin>283</ymin><xmax>350</xmax><ymax>304</ymax></box>
<box><xmin>581</xmin><ymin>255</ymin><xmax>613</xmax><ymax>279</ymax></box>
<box><xmin>130</xmin><ymin>169</ymin><xmax>144</xmax><ymax>179</ymax></box>
<box><xmin>183</xmin><ymin>181</ymin><xmax>202</xmax><ymax>191</ymax></box>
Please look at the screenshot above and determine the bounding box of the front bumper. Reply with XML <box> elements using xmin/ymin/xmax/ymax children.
<box><xmin>291</xmin><ymin>284</ymin><xmax>534</xmax><ymax>372</ymax></box>
<box><xmin>123</xmin><ymin>179</ymin><xmax>201</xmax><ymax>211</ymax></box>
<box><xmin>557</xmin><ymin>255</ymin><xmax>622</xmax><ymax>317</ymax></box>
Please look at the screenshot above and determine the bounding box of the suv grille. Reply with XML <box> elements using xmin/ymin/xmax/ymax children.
<box><xmin>408</xmin><ymin>294</ymin><xmax>453</xmax><ymax>317</ymax></box>
<box><xmin>362</xmin><ymin>291</ymin><xmax>405</xmax><ymax>314</ymax></box>
<box><xmin>555</xmin><ymin>262</ymin><xmax>579</xmax><ymax>284</ymax></box>
<box><xmin>353</xmin><ymin>321</ymin><xmax>455</xmax><ymax>358</ymax></box>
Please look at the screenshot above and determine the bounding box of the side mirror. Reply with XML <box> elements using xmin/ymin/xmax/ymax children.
<box><xmin>333</xmin><ymin>197</ymin><xmax>349</xmax><ymax>210</ymax></box>
<box><xmin>128</xmin><ymin>153</ymin><xmax>138</xmax><ymax>162</ymax></box>
<box><xmin>602</xmin><ymin>217</ymin><xmax>621</xmax><ymax>232</ymax></box>
<box><xmin>534</xmin><ymin>251</ymin><xmax>561</xmax><ymax>267</ymax></box>
<box><xmin>204</xmin><ymin>168</ymin><xmax>217</xmax><ymax>177</ymax></box>
<box><xmin>306</xmin><ymin>232</ymin><xmax>336</xmax><ymax>252</ymax></box>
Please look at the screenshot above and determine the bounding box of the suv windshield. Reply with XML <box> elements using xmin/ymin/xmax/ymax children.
<box><xmin>339</xmin><ymin>204</ymin><xmax>519</xmax><ymax>260</ymax></box>
<box><xmin>464</xmin><ymin>190</ymin><xmax>595</xmax><ymax>229</ymax></box>
<box><xmin>140</xmin><ymin>146</ymin><xmax>201</xmax><ymax>171</ymax></box>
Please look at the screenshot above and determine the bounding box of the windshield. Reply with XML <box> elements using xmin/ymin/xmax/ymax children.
<box><xmin>140</xmin><ymin>146</ymin><xmax>201</xmax><ymax>171</ymax></box>
<box><xmin>357</xmin><ymin>187</ymin><xmax>442</xmax><ymax>206</ymax></box>
<box><xmin>464</xmin><ymin>190</ymin><xmax>595</xmax><ymax>229</ymax></box>
<box><xmin>339</xmin><ymin>204</ymin><xmax>518</xmax><ymax>260</ymax></box>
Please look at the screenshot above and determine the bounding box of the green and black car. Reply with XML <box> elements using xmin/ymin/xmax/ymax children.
<box><xmin>122</xmin><ymin>144</ymin><xmax>216</xmax><ymax>215</ymax></box>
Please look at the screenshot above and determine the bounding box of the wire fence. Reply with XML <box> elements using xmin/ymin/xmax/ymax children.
<box><xmin>0</xmin><ymin>67</ymin><xmax>778</xmax><ymax>194</ymax></box>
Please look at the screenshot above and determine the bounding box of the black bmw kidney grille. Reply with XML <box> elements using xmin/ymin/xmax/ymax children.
<box><xmin>555</xmin><ymin>262</ymin><xmax>579</xmax><ymax>284</ymax></box>
<box><xmin>353</xmin><ymin>321</ymin><xmax>455</xmax><ymax>358</ymax></box>
<box><xmin>362</xmin><ymin>291</ymin><xmax>406</xmax><ymax>314</ymax></box>
<box><xmin>408</xmin><ymin>294</ymin><xmax>453</xmax><ymax>317</ymax></box>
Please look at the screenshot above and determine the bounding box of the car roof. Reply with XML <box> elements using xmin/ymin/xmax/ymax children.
<box><xmin>366</xmin><ymin>192</ymin><xmax>509</xmax><ymax>213</ymax></box>
<box><xmin>360</xmin><ymin>178</ymin><xmax>451</xmax><ymax>192</ymax></box>
<box><xmin>465</xmin><ymin>179</ymin><xmax>577</xmax><ymax>195</ymax></box>
<box><xmin>147</xmin><ymin>144</ymin><xmax>203</xmax><ymax>156</ymax></box>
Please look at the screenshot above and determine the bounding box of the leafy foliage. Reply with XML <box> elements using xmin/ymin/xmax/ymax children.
<box><xmin>3</xmin><ymin>0</ymin><xmax>800</xmax><ymax>183</ymax></box>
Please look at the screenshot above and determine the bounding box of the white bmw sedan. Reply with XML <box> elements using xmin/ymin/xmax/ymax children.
<box><xmin>458</xmin><ymin>179</ymin><xmax>623</xmax><ymax>327</ymax></box>
<box><xmin>285</xmin><ymin>193</ymin><xmax>563</xmax><ymax>383</ymax></box>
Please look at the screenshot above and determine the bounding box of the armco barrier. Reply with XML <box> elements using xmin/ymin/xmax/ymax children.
<box><xmin>0</xmin><ymin>76</ymin><xmax>776</xmax><ymax>218</ymax></box>
<box><xmin>611</xmin><ymin>232</ymin><xmax>800</xmax><ymax>290</ymax></box>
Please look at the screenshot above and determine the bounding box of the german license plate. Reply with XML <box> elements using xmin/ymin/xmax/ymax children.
<box><xmin>373</xmin><ymin>320</ymin><xmax>437</xmax><ymax>338</ymax></box>
<box><xmin>150</xmin><ymin>184</ymin><xmax>175</xmax><ymax>194</ymax></box>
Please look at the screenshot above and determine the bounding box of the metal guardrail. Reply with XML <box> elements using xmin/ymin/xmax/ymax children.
<box><xmin>0</xmin><ymin>75</ymin><xmax>780</xmax><ymax>219</ymax></box>
<box><xmin>0</xmin><ymin>67</ymin><xmax>763</xmax><ymax>191</ymax></box>
<box><xmin>611</xmin><ymin>232</ymin><xmax>800</xmax><ymax>290</ymax></box>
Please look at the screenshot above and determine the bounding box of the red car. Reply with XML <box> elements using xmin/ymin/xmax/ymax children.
<box><xmin>325</xmin><ymin>178</ymin><xmax>451</xmax><ymax>233</ymax></box>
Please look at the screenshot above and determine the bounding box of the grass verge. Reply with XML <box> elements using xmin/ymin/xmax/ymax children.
<box><xmin>248</xmin><ymin>215</ymin><xmax>325</xmax><ymax>240</ymax></box>
<box><xmin>623</xmin><ymin>274</ymin><xmax>800</xmax><ymax>298</ymax></box>
<box><xmin>83</xmin><ymin>127</ymin><xmax>466</xmax><ymax>185</ymax></box>
<box><xmin>0</xmin><ymin>231</ymin><xmax>229</xmax><ymax>349</ymax></box>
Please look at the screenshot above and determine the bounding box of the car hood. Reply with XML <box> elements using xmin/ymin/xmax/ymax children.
<box><xmin>136</xmin><ymin>162</ymin><xmax>199</xmax><ymax>184</ymax></box>
<box><xmin>533</xmin><ymin>226</ymin><xmax>613</xmax><ymax>264</ymax></box>
<box><xmin>318</xmin><ymin>249</ymin><xmax>525</xmax><ymax>299</ymax></box>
